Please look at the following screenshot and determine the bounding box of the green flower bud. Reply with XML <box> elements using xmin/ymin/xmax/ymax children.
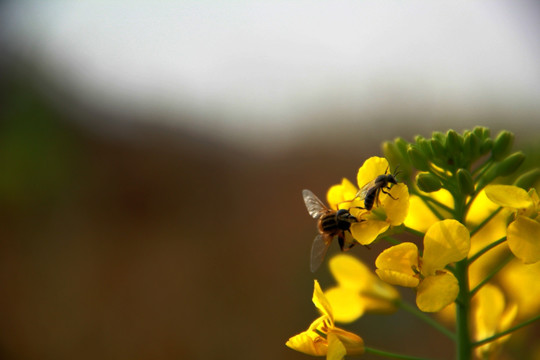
<box><xmin>497</xmin><ymin>151</ymin><xmax>525</xmax><ymax>177</ymax></box>
<box><xmin>383</xmin><ymin>141</ymin><xmax>403</xmax><ymax>166</ymax></box>
<box><xmin>463</xmin><ymin>132</ymin><xmax>480</xmax><ymax>160</ymax></box>
<box><xmin>446</xmin><ymin>130</ymin><xmax>463</xmax><ymax>154</ymax></box>
<box><xmin>473</xmin><ymin>126</ymin><xmax>490</xmax><ymax>140</ymax></box>
<box><xmin>416</xmin><ymin>137</ymin><xmax>433</xmax><ymax>158</ymax></box>
<box><xmin>432</xmin><ymin>131</ymin><xmax>446</xmax><ymax>144</ymax></box>
<box><xmin>394</xmin><ymin>137</ymin><xmax>410</xmax><ymax>160</ymax></box>
<box><xmin>456</xmin><ymin>168</ymin><xmax>475</xmax><ymax>195</ymax></box>
<box><xmin>492</xmin><ymin>130</ymin><xmax>514</xmax><ymax>161</ymax></box>
<box><xmin>416</xmin><ymin>173</ymin><xmax>442</xmax><ymax>193</ymax></box>
<box><xmin>479</xmin><ymin>138</ymin><xmax>493</xmax><ymax>155</ymax></box>
<box><xmin>514</xmin><ymin>168</ymin><xmax>540</xmax><ymax>190</ymax></box>
<box><xmin>407</xmin><ymin>145</ymin><xmax>430</xmax><ymax>171</ymax></box>
<box><xmin>430</xmin><ymin>138</ymin><xmax>446</xmax><ymax>159</ymax></box>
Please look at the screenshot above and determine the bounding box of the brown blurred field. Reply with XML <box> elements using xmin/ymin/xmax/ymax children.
<box><xmin>2</xmin><ymin>57</ymin><xmax>540</xmax><ymax>359</ymax></box>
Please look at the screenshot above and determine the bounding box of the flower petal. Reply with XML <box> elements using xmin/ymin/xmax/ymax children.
<box><xmin>329</xmin><ymin>254</ymin><xmax>373</xmax><ymax>291</ymax></box>
<box><xmin>286</xmin><ymin>330</ymin><xmax>328</xmax><ymax>356</ymax></box>
<box><xmin>485</xmin><ymin>185</ymin><xmax>533</xmax><ymax>209</ymax></box>
<box><xmin>404</xmin><ymin>195</ymin><xmax>441</xmax><ymax>233</ymax></box>
<box><xmin>507</xmin><ymin>217</ymin><xmax>540</xmax><ymax>264</ymax></box>
<box><xmin>329</xmin><ymin>327</ymin><xmax>365</xmax><ymax>356</ymax></box>
<box><xmin>416</xmin><ymin>272</ymin><xmax>459</xmax><ymax>312</ymax></box>
<box><xmin>313</xmin><ymin>280</ymin><xmax>334</xmax><ymax>321</ymax></box>
<box><xmin>325</xmin><ymin>287</ymin><xmax>365</xmax><ymax>324</ymax></box>
<box><xmin>350</xmin><ymin>220</ymin><xmax>389</xmax><ymax>245</ymax></box>
<box><xmin>356</xmin><ymin>157</ymin><xmax>389</xmax><ymax>190</ymax></box>
<box><xmin>375</xmin><ymin>243</ymin><xmax>420</xmax><ymax>287</ymax></box>
<box><xmin>422</xmin><ymin>220</ymin><xmax>470</xmax><ymax>275</ymax></box>
<box><xmin>382</xmin><ymin>183</ymin><xmax>409</xmax><ymax>226</ymax></box>
<box><xmin>499</xmin><ymin>260</ymin><xmax>540</xmax><ymax>318</ymax></box>
<box><xmin>327</xmin><ymin>333</ymin><xmax>347</xmax><ymax>360</ymax></box>
<box><xmin>327</xmin><ymin>178</ymin><xmax>358</xmax><ymax>210</ymax></box>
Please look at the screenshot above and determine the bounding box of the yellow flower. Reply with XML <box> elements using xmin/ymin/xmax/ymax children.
<box><xmin>498</xmin><ymin>259</ymin><xmax>540</xmax><ymax>319</ymax></box>
<box><xmin>404</xmin><ymin>188</ymin><xmax>453</xmax><ymax>233</ymax></box>
<box><xmin>286</xmin><ymin>280</ymin><xmax>365</xmax><ymax>360</ymax></box>
<box><xmin>324</xmin><ymin>254</ymin><xmax>400</xmax><ymax>323</ymax></box>
<box><xmin>473</xmin><ymin>284</ymin><xmax>517</xmax><ymax>359</ymax></box>
<box><xmin>485</xmin><ymin>185</ymin><xmax>540</xmax><ymax>264</ymax></box>
<box><xmin>327</xmin><ymin>157</ymin><xmax>409</xmax><ymax>246</ymax></box>
<box><xmin>375</xmin><ymin>220</ymin><xmax>470</xmax><ymax>312</ymax></box>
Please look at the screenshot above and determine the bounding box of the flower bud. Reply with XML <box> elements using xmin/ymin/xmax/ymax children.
<box><xmin>415</xmin><ymin>137</ymin><xmax>433</xmax><ymax>158</ymax></box>
<box><xmin>479</xmin><ymin>138</ymin><xmax>493</xmax><ymax>155</ymax></box>
<box><xmin>497</xmin><ymin>151</ymin><xmax>525</xmax><ymax>177</ymax></box>
<box><xmin>446</xmin><ymin>130</ymin><xmax>463</xmax><ymax>155</ymax></box>
<box><xmin>456</xmin><ymin>168</ymin><xmax>475</xmax><ymax>195</ymax></box>
<box><xmin>383</xmin><ymin>141</ymin><xmax>403</xmax><ymax>166</ymax></box>
<box><xmin>416</xmin><ymin>173</ymin><xmax>442</xmax><ymax>192</ymax></box>
<box><xmin>463</xmin><ymin>132</ymin><xmax>480</xmax><ymax>160</ymax></box>
<box><xmin>430</xmin><ymin>138</ymin><xmax>446</xmax><ymax>159</ymax></box>
<box><xmin>473</xmin><ymin>126</ymin><xmax>490</xmax><ymax>140</ymax></box>
<box><xmin>514</xmin><ymin>168</ymin><xmax>540</xmax><ymax>190</ymax></box>
<box><xmin>394</xmin><ymin>137</ymin><xmax>410</xmax><ymax>160</ymax></box>
<box><xmin>492</xmin><ymin>131</ymin><xmax>514</xmax><ymax>161</ymax></box>
<box><xmin>407</xmin><ymin>145</ymin><xmax>430</xmax><ymax>171</ymax></box>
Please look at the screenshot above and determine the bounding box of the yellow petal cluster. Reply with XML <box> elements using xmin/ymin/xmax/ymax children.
<box><xmin>473</xmin><ymin>284</ymin><xmax>517</xmax><ymax>359</ymax></box>
<box><xmin>324</xmin><ymin>254</ymin><xmax>399</xmax><ymax>323</ymax></box>
<box><xmin>326</xmin><ymin>157</ymin><xmax>409</xmax><ymax>246</ymax></box>
<box><xmin>286</xmin><ymin>280</ymin><xmax>364</xmax><ymax>359</ymax></box>
<box><xmin>485</xmin><ymin>185</ymin><xmax>540</xmax><ymax>264</ymax></box>
<box><xmin>376</xmin><ymin>220</ymin><xmax>470</xmax><ymax>312</ymax></box>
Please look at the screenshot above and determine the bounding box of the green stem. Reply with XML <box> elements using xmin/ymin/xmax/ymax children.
<box><xmin>364</xmin><ymin>346</ymin><xmax>435</xmax><ymax>360</ymax></box>
<box><xmin>385</xmin><ymin>236</ymin><xmax>401</xmax><ymax>245</ymax></box>
<box><xmin>469</xmin><ymin>254</ymin><xmax>513</xmax><ymax>297</ymax></box>
<box><xmin>403</xmin><ymin>226</ymin><xmax>425</xmax><ymax>238</ymax></box>
<box><xmin>467</xmin><ymin>236</ymin><xmax>507</xmax><ymax>265</ymax></box>
<box><xmin>454</xmin><ymin>260</ymin><xmax>472</xmax><ymax>360</ymax></box>
<box><xmin>472</xmin><ymin>313</ymin><xmax>540</xmax><ymax>347</ymax></box>
<box><xmin>468</xmin><ymin>207</ymin><xmax>503</xmax><ymax>238</ymax></box>
<box><xmin>397</xmin><ymin>301</ymin><xmax>456</xmax><ymax>341</ymax></box>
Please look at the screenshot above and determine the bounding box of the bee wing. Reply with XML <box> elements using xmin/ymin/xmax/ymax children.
<box><xmin>357</xmin><ymin>179</ymin><xmax>376</xmax><ymax>200</ymax></box>
<box><xmin>302</xmin><ymin>189</ymin><xmax>328</xmax><ymax>219</ymax></box>
<box><xmin>310</xmin><ymin>233</ymin><xmax>331</xmax><ymax>272</ymax></box>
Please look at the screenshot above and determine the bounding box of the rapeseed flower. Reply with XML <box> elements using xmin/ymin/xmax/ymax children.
<box><xmin>473</xmin><ymin>284</ymin><xmax>517</xmax><ymax>359</ymax></box>
<box><xmin>324</xmin><ymin>254</ymin><xmax>399</xmax><ymax>323</ymax></box>
<box><xmin>286</xmin><ymin>280</ymin><xmax>364</xmax><ymax>360</ymax></box>
<box><xmin>375</xmin><ymin>219</ymin><xmax>470</xmax><ymax>312</ymax></box>
<box><xmin>327</xmin><ymin>157</ymin><xmax>409</xmax><ymax>246</ymax></box>
<box><xmin>485</xmin><ymin>185</ymin><xmax>540</xmax><ymax>264</ymax></box>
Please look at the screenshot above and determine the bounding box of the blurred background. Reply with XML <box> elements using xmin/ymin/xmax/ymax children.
<box><xmin>1</xmin><ymin>1</ymin><xmax>540</xmax><ymax>359</ymax></box>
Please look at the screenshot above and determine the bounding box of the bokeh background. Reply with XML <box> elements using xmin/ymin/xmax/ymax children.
<box><xmin>1</xmin><ymin>1</ymin><xmax>540</xmax><ymax>359</ymax></box>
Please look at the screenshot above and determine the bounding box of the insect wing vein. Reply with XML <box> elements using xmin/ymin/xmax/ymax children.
<box><xmin>310</xmin><ymin>234</ymin><xmax>331</xmax><ymax>272</ymax></box>
<box><xmin>302</xmin><ymin>189</ymin><xmax>328</xmax><ymax>219</ymax></box>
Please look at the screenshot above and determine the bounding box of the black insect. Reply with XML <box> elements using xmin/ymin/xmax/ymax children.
<box><xmin>302</xmin><ymin>189</ymin><xmax>359</xmax><ymax>272</ymax></box>
<box><xmin>357</xmin><ymin>168</ymin><xmax>400</xmax><ymax>210</ymax></box>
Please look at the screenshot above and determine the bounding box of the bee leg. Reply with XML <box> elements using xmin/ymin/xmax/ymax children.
<box><xmin>338</xmin><ymin>233</ymin><xmax>355</xmax><ymax>251</ymax></box>
<box><xmin>338</xmin><ymin>234</ymin><xmax>345</xmax><ymax>251</ymax></box>
<box><xmin>382</xmin><ymin>187</ymin><xmax>398</xmax><ymax>200</ymax></box>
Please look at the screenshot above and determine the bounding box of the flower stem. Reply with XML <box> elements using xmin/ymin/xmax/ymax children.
<box><xmin>467</xmin><ymin>236</ymin><xmax>506</xmax><ymax>264</ymax></box>
<box><xmin>469</xmin><ymin>254</ymin><xmax>513</xmax><ymax>297</ymax></box>
<box><xmin>397</xmin><ymin>301</ymin><xmax>456</xmax><ymax>341</ymax></box>
<box><xmin>454</xmin><ymin>260</ymin><xmax>472</xmax><ymax>360</ymax></box>
<box><xmin>364</xmin><ymin>346</ymin><xmax>435</xmax><ymax>360</ymax></box>
<box><xmin>472</xmin><ymin>313</ymin><xmax>540</xmax><ymax>347</ymax></box>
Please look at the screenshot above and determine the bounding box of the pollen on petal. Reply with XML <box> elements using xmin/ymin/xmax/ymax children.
<box><xmin>375</xmin><ymin>243</ymin><xmax>420</xmax><ymax>287</ymax></box>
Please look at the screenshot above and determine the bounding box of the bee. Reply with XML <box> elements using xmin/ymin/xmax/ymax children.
<box><xmin>302</xmin><ymin>189</ymin><xmax>360</xmax><ymax>272</ymax></box>
<box><xmin>356</xmin><ymin>167</ymin><xmax>400</xmax><ymax>210</ymax></box>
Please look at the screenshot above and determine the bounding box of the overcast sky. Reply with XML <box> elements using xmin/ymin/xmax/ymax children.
<box><xmin>2</xmin><ymin>1</ymin><xmax>540</xmax><ymax>148</ymax></box>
